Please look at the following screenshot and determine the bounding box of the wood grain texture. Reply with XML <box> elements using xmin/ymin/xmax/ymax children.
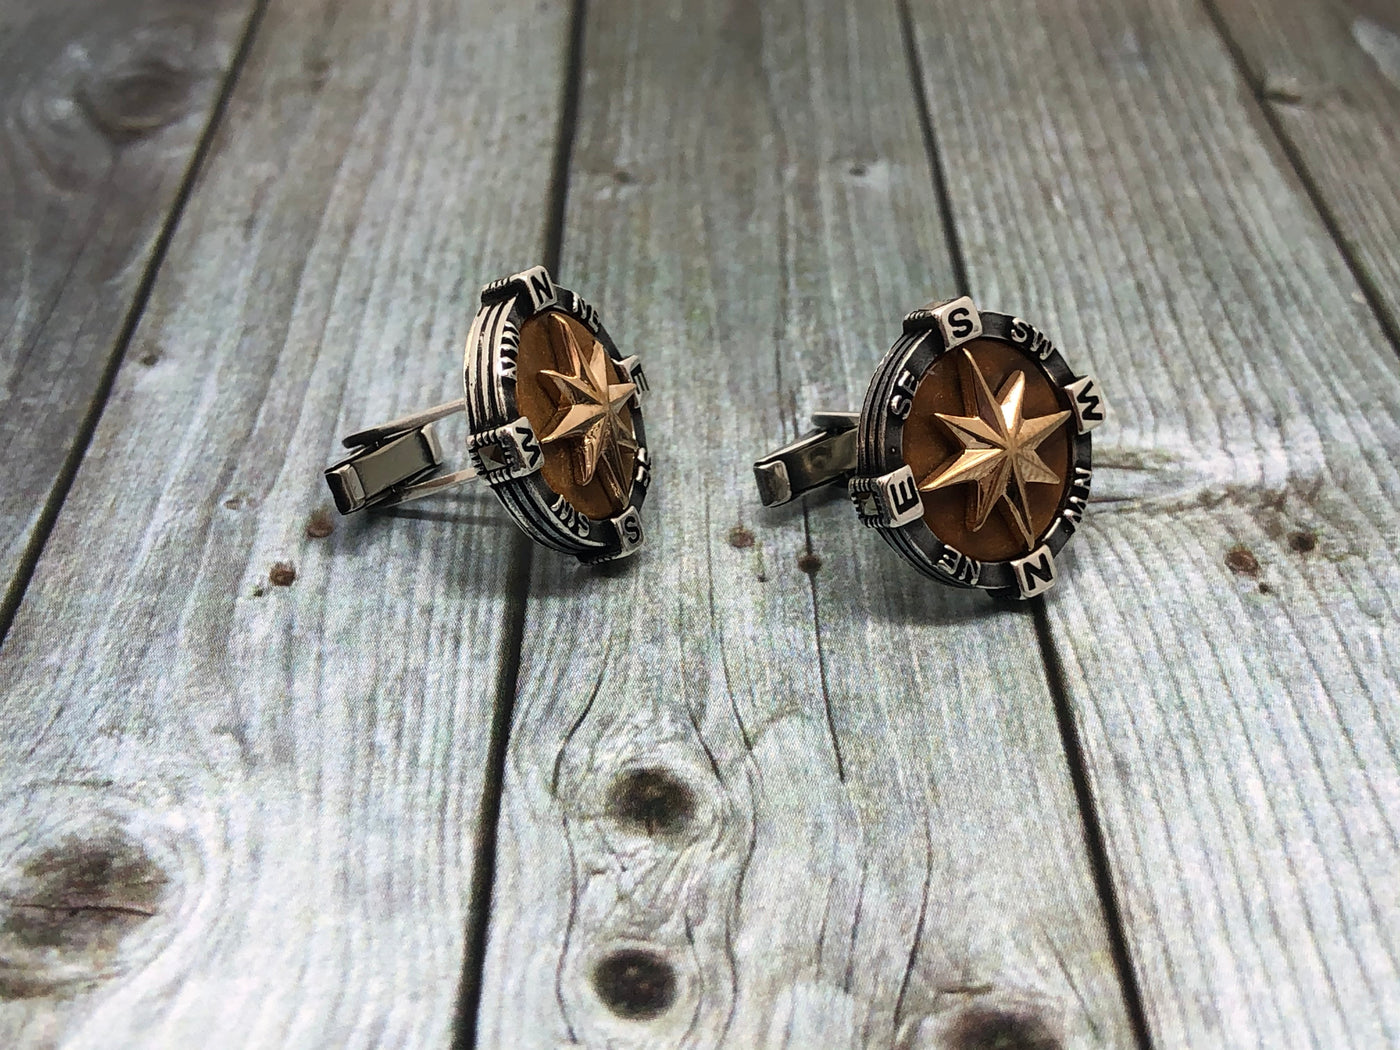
<box><xmin>905</xmin><ymin>0</ymin><xmax>1400</xmax><ymax>1044</ymax></box>
<box><xmin>0</xmin><ymin>0</ymin><xmax>257</xmax><ymax>602</ymax></box>
<box><xmin>1210</xmin><ymin>0</ymin><xmax>1400</xmax><ymax>338</ymax></box>
<box><xmin>476</xmin><ymin>1</ymin><xmax>1136</xmax><ymax>1047</ymax></box>
<box><xmin>0</xmin><ymin>0</ymin><xmax>570</xmax><ymax>1044</ymax></box>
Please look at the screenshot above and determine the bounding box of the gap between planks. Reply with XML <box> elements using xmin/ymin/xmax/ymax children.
<box><xmin>897</xmin><ymin>0</ymin><xmax>1155</xmax><ymax>1044</ymax></box>
<box><xmin>450</xmin><ymin>0</ymin><xmax>589</xmax><ymax>1045</ymax></box>
<box><xmin>1195</xmin><ymin>0</ymin><xmax>1400</xmax><ymax>358</ymax></box>
<box><xmin>1033</xmin><ymin>601</ymin><xmax>1156</xmax><ymax>1050</ymax></box>
<box><xmin>0</xmin><ymin>0</ymin><xmax>273</xmax><ymax>650</ymax></box>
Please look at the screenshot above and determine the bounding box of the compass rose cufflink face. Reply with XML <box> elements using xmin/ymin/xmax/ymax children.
<box><xmin>467</xmin><ymin>268</ymin><xmax>650</xmax><ymax>561</ymax></box>
<box><xmin>324</xmin><ymin>266</ymin><xmax>651</xmax><ymax>564</ymax></box>
<box><xmin>754</xmin><ymin>296</ymin><xmax>1104</xmax><ymax>598</ymax></box>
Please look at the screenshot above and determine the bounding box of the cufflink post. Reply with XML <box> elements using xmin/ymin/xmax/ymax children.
<box><xmin>752</xmin><ymin>411</ymin><xmax>860</xmax><ymax>507</ymax></box>
<box><xmin>325</xmin><ymin>398</ymin><xmax>479</xmax><ymax>514</ymax></box>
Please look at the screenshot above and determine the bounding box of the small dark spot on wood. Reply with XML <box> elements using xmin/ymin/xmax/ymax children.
<box><xmin>1258</xmin><ymin>582</ymin><xmax>1274</xmax><ymax>595</ymax></box>
<box><xmin>607</xmin><ymin>768</ymin><xmax>695</xmax><ymax>837</ymax></box>
<box><xmin>592</xmin><ymin>949</ymin><xmax>676</xmax><ymax>1019</ymax></box>
<box><xmin>1225</xmin><ymin>545</ymin><xmax>1260</xmax><ymax>577</ymax></box>
<box><xmin>305</xmin><ymin>509</ymin><xmax>335</xmax><ymax>540</ymax></box>
<box><xmin>0</xmin><ymin>833</ymin><xmax>168</xmax><ymax>998</ymax></box>
<box><xmin>224</xmin><ymin>493</ymin><xmax>255</xmax><ymax>511</ymax></box>
<box><xmin>945</xmin><ymin>1006</ymin><xmax>1060</xmax><ymax>1050</ymax></box>
<box><xmin>849</xmin><ymin>162</ymin><xmax>868</xmax><ymax>176</ymax></box>
<box><xmin>798</xmin><ymin>551</ymin><xmax>823</xmax><ymax>575</ymax></box>
<box><xmin>304</xmin><ymin>54</ymin><xmax>331</xmax><ymax>90</ymax></box>
<box><xmin>250</xmin><ymin>585</ymin><xmax>265</xmax><ymax>598</ymax></box>
<box><xmin>268</xmin><ymin>562</ymin><xmax>296</xmax><ymax>587</ymax></box>
<box><xmin>1288</xmin><ymin>530</ymin><xmax>1317</xmax><ymax>554</ymax></box>
<box><xmin>728</xmin><ymin>525</ymin><xmax>755</xmax><ymax>549</ymax></box>
<box><xmin>756</xmin><ymin>572</ymin><xmax>767</xmax><ymax>583</ymax></box>
<box><xmin>138</xmin><ymin>351</ymin><xmax>160</xmax><ymax>367</ymax></box>
<box><xmin>613</xmin><ymin>169</ymin><xmax>635</xmax><ymax>184</ymax></box>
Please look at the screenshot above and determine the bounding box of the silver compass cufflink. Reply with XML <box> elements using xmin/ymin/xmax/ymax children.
<box><xmin>324</xmin><ymin>266</ymin><xmax>651</xmax><ymax>564</ymax></box>
<box><xmin>754</xmin><ymin>296</ymin><xmax>1105</xmax><ymax>598</ymax></box>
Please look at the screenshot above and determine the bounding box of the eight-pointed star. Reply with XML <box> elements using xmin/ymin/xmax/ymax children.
<box><xmin>917</xmin><ymin>348</ymin><xmax>1070</xmax><ymax>552</ymax></box>
<box><xmin>537</xmin><ymin>313</ymin><xmax>639</xmax><ymax>506</ymax></box>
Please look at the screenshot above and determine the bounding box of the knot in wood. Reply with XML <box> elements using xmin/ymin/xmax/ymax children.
<box><xmin>944</xmin><ymin>1005</ymin><xmax>1060</xmax><ymax>1050</ymax></box>
<box><xmin>591</xmin><ymin>948</ymin><xmax>676</xmax><ymax>1019</ymax></box>
<box><xmin>606</xmin><ymin>767</ymin><xmax>695</xmax><ymax>838</ymax></box>
<box><xmin>0</xmin><ymin>831</ymin><xmax>169</xmax><ymax>999</ymax></box>
<box><xmin>77</xmin><ymin>49</ymin><xmax>192</xmax><ymax>144</ymax></box>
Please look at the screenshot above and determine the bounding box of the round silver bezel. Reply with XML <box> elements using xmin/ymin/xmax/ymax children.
<box><xmin>850</xmin><ymin>296</ymin><xmax>1103</xmax><ymax>599</ymax></box>
<box><xmin>464</xmin><ymin>267</ymin><xmax>650</xmax><ymax>563</ymax></box>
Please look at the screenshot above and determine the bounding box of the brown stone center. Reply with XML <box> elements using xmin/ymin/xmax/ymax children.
<box><xmin>515</xmin><ymin>311</ymin><xmax>638</xmax><ymax>521</ymax></box>
<box><xmin>901</xmin><ymin>337</ymin><xmax>1073</xmax><ymax>562</ymax></box>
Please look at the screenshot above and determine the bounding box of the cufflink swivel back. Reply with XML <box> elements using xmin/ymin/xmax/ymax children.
<box><xmin>325</xmin><ymin>266</ymin><xmax>651</xmax><ymax>563</ymax></box>
<box><xmin>754</xmin><ymin>297</ymin><xmax>1105</xmax><ymax>598</ymax></box>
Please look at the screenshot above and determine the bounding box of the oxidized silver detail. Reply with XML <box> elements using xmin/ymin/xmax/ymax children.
<box><xmin>323</xmin><ymin>266</ymin><xmax>650</xmax><ymax>564</ymax></box>
<box><xmin>1065</xmin><ymin>374</ymin><xmax>1107</xmax><ymax>433</ymax></box>
<box><xmin>754</xmin><ymin>295</ymin><xmax>1102</xmax><ymax>599</ymax></box>
<box><xmin>1011</xmin><ymin>545</ymin><xmax>1057</xmax><ymax>599</ymax></box>
<box><xmin>467</xmin><ymin>417</ymin><xmax>543</xmax><ymax>480</ymax></box>
<box><xmin>849</xmin><ymin>465</ymin><xmax>923</xmax><ymax>529</ymax></box>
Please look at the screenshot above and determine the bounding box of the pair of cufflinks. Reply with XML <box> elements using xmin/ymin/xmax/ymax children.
<box><xmin>324</xmin><ymin>266</ymin><xmax>1104</xmax><ymax>599</ymax></box>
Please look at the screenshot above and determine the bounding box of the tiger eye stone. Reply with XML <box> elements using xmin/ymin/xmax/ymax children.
<box><xmin>900</xmin><ymin>337</ymin><xmax>1073</xmax><ymax>562</ymax></box>
<box><xmin>514</xmin><ymin>311</ymin><xmax>638</xmax><ymax>520</ymax></box>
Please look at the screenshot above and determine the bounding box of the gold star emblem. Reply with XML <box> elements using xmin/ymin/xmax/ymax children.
<box><xmin>918</xmin><ymin>348</ymin><xmax>1070</xmax><ymax>552</ymax></box>
<box><xmin>538</xmin><ymin>313</ymin><xmax>639</xmax><ymax>506</ymax></box>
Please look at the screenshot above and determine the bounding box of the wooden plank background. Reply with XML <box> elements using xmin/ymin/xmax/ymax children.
<box><xmin>0</xmin><ymin>0</ymin><xmax>258</xmax><ymax>621</ymax></box>
<box><xmin>0</xmin><ymin>0</ymin><xmax>1397</xmax><ymax>1047</ymax></box>
<box><xmin>0</xmin><ymin>0</ymin><xmax>568</xmax><ymax>1045</ymax></box>
<box><xmin>903</xmin><ymin>0</ymin><xmax>1400</xmax><ymax>1045</ymax></box>
<box><xmin>1211</xmin><ymin>0</ymin><xmax>1400</xmax><ymax>341</ymax></box>
<box><xmin>476</xmin><ymin>1</ymin><xmax>1135</xmax><ymax>1048</ymax></box>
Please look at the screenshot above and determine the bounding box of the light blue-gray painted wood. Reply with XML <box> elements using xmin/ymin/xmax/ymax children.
<box><xmin>0</xmin><ymin>0</ymin><xmax>258</xmax><ymax>603</ymax></box>
<box><xmin>0</xmin><ymin>0</ymin><xmax>569</xmax><ymax>1044</ymax></box>
<box><xmin>905</xmin><ymin>0</ymin><xmax>1400</xmax><ymax>1043</ymax></box>
<box><xmin>474</xmin><ymin>2</ymin><xmax>1136</xmax><ymax>1047</ymax></box>
<box><xmin>4</xmin><ymin>0</ymin><xmax>1399</xmax><ymax>1046</ymax></box>
<box><xmin>1213</xmin><ymin>0</ymin><xmax>1400</xmax><ymax>338</ymax></box>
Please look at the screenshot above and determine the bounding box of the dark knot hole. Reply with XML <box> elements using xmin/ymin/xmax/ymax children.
<box><xmin>592</xmin><ymin>948</ymin><xmax>676</xmax><ymax>1020</ymax></box>
<box><xmin>947</xmin><ymin>1006</ymin><xmax>1061</xmax><ymax>1050</ymax></box>
<box><xmin>606</xmin><ymin>767</ymin><xmax>696</xmax><ymax>837</ymax></box>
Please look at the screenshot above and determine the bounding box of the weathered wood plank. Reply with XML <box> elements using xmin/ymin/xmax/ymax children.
<box><xmin>477</xmin><ymin>1</ymin><xmax>1136</xmax><ymax>1047</ymax></box>
<box><xmin>0</xmin><ymin>0</ymin><xmax>571</xmax><ymax>1045</ymax></box>
<box><xmin>1210</xmin><ymin>0</ymin><xmax>1400</xmax><ymax>339</ymax></box>
<box><xmin>905</xmin><ymin>0</ymin><xmax>1400</xmax><ymax>1044</ymax></box>
<box><xmin>0</xmin><ymin>0</ymin><xmax>258</xmax><ymax>610</ymax></box>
